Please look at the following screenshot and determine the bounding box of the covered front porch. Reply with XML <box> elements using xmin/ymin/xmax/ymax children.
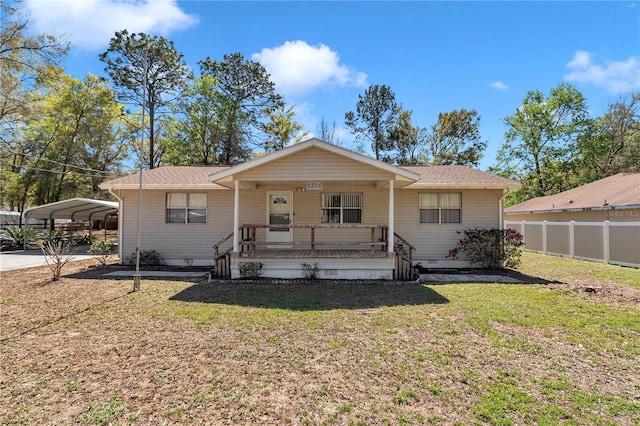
<box><xmin>212</xmin><ymin>223</ymin><xmax>416</xmax><ymax>280</ymax></box>
<box><xmin>207</xmin><ymin>139</ymin><xmax>421</xmax><ymax>280</ymax></box>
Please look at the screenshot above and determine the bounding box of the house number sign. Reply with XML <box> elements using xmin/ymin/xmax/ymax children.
<box><xmin>306</xmin><ymin>182</ymin><xmax>323</xmax><ymax>190</ymax></box>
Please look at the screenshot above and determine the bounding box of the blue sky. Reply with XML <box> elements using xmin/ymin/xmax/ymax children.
<box><xmin>20</xmin><ymin>0</ymin><xmax>640</xmax><ymax>170</ymax></box>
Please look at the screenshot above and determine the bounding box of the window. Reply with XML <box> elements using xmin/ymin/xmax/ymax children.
<box><xmin>166</xmin><ymin>193</ymin><xmax>207</xmax><ymax>224</ymax></box>
<box><xmin>419</xmin><ymin>192</ymin><xmax>461</xmax><ymax>223</ymax></box>
<box><xmin>321</xmin><ymin>192</ymin><xmax>362</xmax><ymax>223</ymax></box>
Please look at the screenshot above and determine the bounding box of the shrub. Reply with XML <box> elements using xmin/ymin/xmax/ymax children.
<box><xmin>447</xmin><ymin>227</ymin><xmax>524</xmax><ymax>269</ymax></box>
<box><xmin>301</xmin><ymin>262</ymin><xmax>319</xmax><ymax>279</ymax></box>
<box><xmin>73</xmin><ymin>232</ymin><xmax>98</xmax><ymax>245</ymax></box>
<box><xmin>126</xmin><ymin>249</ymin><xmax>165</xmax><ymax>266</ymax></box>
<box><xmin>0</xmin><ymin>226</ymin><xmax>45</xmax><ymax>250</ymax></box>
<box><xmin>89</xmin><ymin>240</ymin><xmax>115</xmax><ymax>265</ymax></box>
<box><xmin>42</xmin><ymin>239</ymin><xmax>75</xmax><ymax>281</ymax></box>
<box><xmin>48</xmin><ymin>230</ymin><xmax>72</xmax><ymax>244</ymax></box>
<box><xmin>238</xmin><ymin>261</ymin><xmax>264</xmax><ymax>278</ymax></box>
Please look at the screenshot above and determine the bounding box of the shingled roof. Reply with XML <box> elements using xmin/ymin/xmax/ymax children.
<box><xmin>505</xmin><ymin>173</ymin><xmax>640</xmax><ymax>214</ymax></box>
<box><xmin>101</xmin><ymin>164</ymin><xmax>518</xmax><ymax>190</ymax></box>
<box><xmin>100</xmin><ymin>166</ymin><xmax>230</xmax><ymax>189</ymax></box>
<box><xmin>402</xmin><ymin>165</ymin><xmax>519</xmax><ymax>189</ymax></box>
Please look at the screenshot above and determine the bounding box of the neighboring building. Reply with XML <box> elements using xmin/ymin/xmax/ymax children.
<box><xmin>504</xmin><ymin>173</ymin><xmax>640</xmax><ymax>268</ymax></box>
<box><xmin>504</xmin><ymin>173</ymin><xmax>640</xmax><ymax>223</ymax></box>
<box><xmin>100</xmin><ymin>138</ymin><xmax>519</xmax><ymax>279</ymax></box>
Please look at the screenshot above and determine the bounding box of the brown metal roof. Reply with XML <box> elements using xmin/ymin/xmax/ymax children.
<box><xmin>505</xmin><ymin>173</ymin><xmax>640</xmax><ymax>214</ymax></box>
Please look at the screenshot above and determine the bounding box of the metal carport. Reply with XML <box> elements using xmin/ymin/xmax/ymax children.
<box><xmin>22</xmin><ymin>198</ymin><xmax>119</xmax><ymax>248</ymax></box>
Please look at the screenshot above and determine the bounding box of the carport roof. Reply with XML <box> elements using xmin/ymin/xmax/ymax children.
<box><xmin>22</xmin><ymin>198</ymin><xmax>119</xmax><ymax>221</ymax></box>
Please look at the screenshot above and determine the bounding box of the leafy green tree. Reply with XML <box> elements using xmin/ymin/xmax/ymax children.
<box><xmin>198</xmin><ymin>53</ymin><xmax>284</xmax><ymax>164</ymax></box>
<box><xmin>0</xmin><ymin>2</ymin><xmax>68</xmax><ymax>213</ymax></box>
<box><xmin>99</xmin><ymin>30</ymin><xmax>190</xmax><ymax>169</ymax></box>
<box><xmin>0</xmin><ymin>2</ymin><xmax>68</xmax><ymax>131</ymax></box>
<box><xmin>345</xmin><ymin>84</ymin><xmax>401</xmax><ymax>162</ymax></box>
<box><xmin>577</xmin><ymin>92</ymin><xmax>639</xmax><ymax>180</ymax></box>
<box><xmin>163</xmin><ymin>75</ymin><xmax>251</xmax><ymax>165</ymax></box>
<box><xmin>16</xmin><ymin>71</ymin><xmax>127</xmax><ymax>207</ymax></box>
<box><xmin>261</xmin><ymin>104</ymin><xmax>308</xmax><ymax>152</ymax></box>
<box><xmin>493</xmin><ymin>83</ymin><xmax>590</xmax><ymax>202</ymax></box>
<box><xmin>388</xmin><ymin>110</ymin><xmax>427</xmax><ymax>165</ymax></box>
<box><xmin>425</xmin><ymin>109</ymin><xmax>487</xmax><ymax>167</ymax></box>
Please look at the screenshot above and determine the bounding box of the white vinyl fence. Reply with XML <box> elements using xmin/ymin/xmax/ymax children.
<box><xmin>504</xmin><ymin>220</ymin><xmax>640</xmax><ymax>268</ymax></box>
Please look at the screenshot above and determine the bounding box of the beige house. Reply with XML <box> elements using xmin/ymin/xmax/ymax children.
<box><xmin>100</xmin><ymin>138</ymin><xmax>519</xmax><ymax>279</ymax></box>
<box><xmin>504</xmin><ymin>173</ymin><xmax>640</xmax><ymax>268</ymax></box>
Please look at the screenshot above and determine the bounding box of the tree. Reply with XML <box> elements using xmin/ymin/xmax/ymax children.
<box><xmin>578</xmin><ymin>92</ymin><xmax>640</xmax><ymax>180</ymax></box>
<box><xmin>99</xmin><ymin>30</ymin><xmax>190</xmax><ymax>169</ymax></box>
<box><xmin>388</xmin><ymin>110</ymin><xmax>427</xmax><ymax>165</ymax></box>
<box><xmin>198</xmin><ymin>53</ymin><xmax>284</xmax><ymax>164</ymax></box>
<box><xmin>345</xmin><ymin>84</ymin><xmax>401</xmax><ymax>162</ymax></box>
<box><xmin>493</xmin><ymin>83</ymin><xmax>590</xmax><ymax>202</ymax></box>
<box><xmin>0</xmin><ymin>2</ymin><xmax>68</xmax><ymax>131</ymax></box>
<box><xmin>316</xmin><ymin>118</ymin><xmax>343</xmax><ymax>146</ymax></box>
<box><xmin>11</xmin><ymin>71</ymin><xmax>127</xmax><ymax>210</ymax></box>
<box><xmin>425</xmin><ymin>109</ymin><xmax>487</xmax><ymax>167</ymax></box>
<box><xmin>0</xmin><ymin>2</ymin><xmax>68</xmax><ymax>214</ymax></box>
<box><xmin>261</xmin><ymin>104</ymin><xmax>308</xmax><ymax>152</ymax></box>
<box><xmin>163</xmin><ymin>75</ymin><xmax>249</xmax><ymax>165</ymax></box>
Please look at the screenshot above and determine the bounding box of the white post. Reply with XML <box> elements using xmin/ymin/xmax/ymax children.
<box><xmin>569</xmin><ymin>221</ymin><xmax>575</xmax><ymax>258</ymax></box>
<box><xmin>603</xmin><ymin>220</ymin><xmax>610</xmax><ymax>263</ymax></box>
<box><xmin>233</xmin><ymin>181</ymin><xmax>240</xmax><ymax>253</ymax></box>
<box><xmin>521</xmin><ymin>220</ymin><xmax>526</xmax><ymax>247</ymax></box>
<box><xmin>388</xmin><ymin>180</ymin><xmax>394</xmax><ymax>253</ymax></box>
<box><xmin>542</xmin><ymin>221</ymin><xmax>548</xmax><ymax>254</ymax></box>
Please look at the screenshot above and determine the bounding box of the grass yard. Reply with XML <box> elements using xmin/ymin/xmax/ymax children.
<box><xmin>1</xmin><ymin>252</ymin><xmax>639</xmax><ymax>425</ymax></box>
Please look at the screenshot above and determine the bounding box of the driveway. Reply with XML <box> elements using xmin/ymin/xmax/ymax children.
<box><xmin>0</xmin><ymin>248</ymin><xmax>95</xmax><ymax>272</ymax></box>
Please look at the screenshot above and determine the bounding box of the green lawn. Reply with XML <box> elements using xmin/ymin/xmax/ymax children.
<box><xmin>1</xmin><ymin>252</ymin><xmax>638</xmax><ymax>425</ymax></box>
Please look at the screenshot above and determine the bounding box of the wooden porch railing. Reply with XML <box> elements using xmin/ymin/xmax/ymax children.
<box><xmin>211</xmin><ymin>224</ymin><xmax>418</xmax><ymax>281</ymax></box>
<box><xmin>393</xmin><ymin>232</ymin><xmax>418</xmax><ymax>280</ymax></box>
<box><xmin>239</xmin><ymin>223</ymin><xmax>389</xmax><ymax>255</ymax></box>
<box><xmin>211</xmin><ymin>231</ymin><xmax>234</xmax><ymax>279</ymax></box>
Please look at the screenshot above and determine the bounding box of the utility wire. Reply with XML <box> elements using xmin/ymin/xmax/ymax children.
<box><xmin>3</xmin><ymin>148</ymin><xmax>121</xmax><ymax>175</ymax></box>
<box><xmin>0</xmin><ymin>159</ymin><xmax>122</xmax><ymax>179</ymax></box>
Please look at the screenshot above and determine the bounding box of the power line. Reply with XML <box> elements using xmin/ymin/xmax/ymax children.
<box><xmin>2</xmin><ymin>148</ymin><xmax>123</xmax><ymax>176</ymax></box>
<box><xmin>0</xmin><ymin>159</ymin><xmax>121</xmax><ymax>179</ymax></box>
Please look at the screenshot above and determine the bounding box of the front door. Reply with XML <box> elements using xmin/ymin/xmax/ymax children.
<box><xmin>266</xmin><ymin>192</ymin><xmax>293</xmax><ymax>248</ymax></box>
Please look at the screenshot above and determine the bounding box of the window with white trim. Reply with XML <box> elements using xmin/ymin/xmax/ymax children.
<box><xmin>321</xmin><ymin>192</ymin><xmax>363</xmax><ymax>223</ymax></box>
<box><xmin>419</xmin><ymin>192</ymin><xmax>461</xmax><ymax>223</ymax></box>
<box><xmin>166</xmin><ymin>193</ymin><xmax>207</xmax><ymax>224</ymax></box>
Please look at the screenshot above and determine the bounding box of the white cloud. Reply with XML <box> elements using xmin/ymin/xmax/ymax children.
<box><xmin>252</xmin><ymin>40</ymin><xmax>368</xmax><ymax>98</ymax></box>
<box><xmin>490</xmin><ymin>80</ymin><xmax>509</xmax><ymax>90</ymax></box>
<box><xmin>564</xmin><ymin>50</ymin><xmax>640</xmax><ymax>94</ymax></box>
<box><xmin>24</xmin><ymin>0</ymin><xmax>199</xmax><ymax>51</ymax></box>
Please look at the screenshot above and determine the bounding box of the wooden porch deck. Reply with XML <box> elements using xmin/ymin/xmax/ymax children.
<box><xmin>239</xmin><ymin>248</ymin><xmax>390</xmax><ymax>258</ymax></box>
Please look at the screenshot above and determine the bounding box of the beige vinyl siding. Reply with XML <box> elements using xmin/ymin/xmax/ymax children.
<box><xmin>120</xmin><ymin>186</ymin><xmax>505</xmax><ymax>265</ymax></box>
<box><xmin>120</xmin><ymin>189</ymin><xmax>234</xmax><ymax>265</ymax></box>
<box><xmin>255</xmin><ymin>183</ymin><xmax>389</xmax><ymax>245</ymax></box>
<box><xmin>395</xmin><ymin>188</ymin><xmax>503</xmax><ymax>260</ymax></box>
<box><xmin>235</xmin><ymin>146</ymin><xmax>395</xmax><ymax>182</ymax></box>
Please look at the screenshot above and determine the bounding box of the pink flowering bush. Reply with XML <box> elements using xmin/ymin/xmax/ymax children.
<box><xmin>447</xmin><ymin>228</ymin><xmax>524</xmax><ymax>269</ymax></box>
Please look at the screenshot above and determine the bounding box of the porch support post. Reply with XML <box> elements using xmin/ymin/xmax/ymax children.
<box><xmin>233</xmin><ymin>180</ymin><xmax>240</xmax><ymax>253</ymax></box>
<box><xmin>388</xmin><ymin>180</ymin><xmax>394</xmax><ymax>253</ymax></box>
